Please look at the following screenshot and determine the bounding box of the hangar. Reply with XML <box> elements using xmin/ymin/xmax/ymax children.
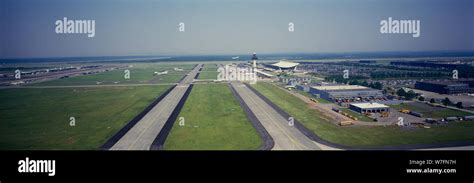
<box><xmin>309</xmin><ymin>85</ymin><xmax>384</xmax><ymax>103</ymax></box>
<box><xmin>349</xmin><ymin>103</ymin><xmax>390</xmax><ymax>113</ymax></box>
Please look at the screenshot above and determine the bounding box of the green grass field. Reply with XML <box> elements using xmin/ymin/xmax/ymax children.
<box><xmin>198</xmin><ymin>72</ymin><xmax>218</xmax><ymax>80</ymax></box>
<box><xmin>390</xmin><ymin>103</ymin><xmax>472</xmax><ymax>118</ymax></box>
<box><xmin>33</xmin><ymin>64</ymin><xmax>192</xmax><ymax>86</ymax></box>
<box><xmin>201</xmin><ymin>64</ymin><xmax>219</xmax><ymax>72</ymax></box>
<box><xmin>315</xmin><ymin>98</ymin><xmax>332</xmax><ymax>104</ymax></box>
<box><xmin>0</xmin><ymin>85</ymin><xmax>171</xmax><ymax>150</ymax></box>
<box><xmin>252</xmin><ymin>82</ymin><xmax>474</xmax><ymax>147</ymax></box>
<box><xmin>164</xmin><ymin>84</ymin><xmax>262</xmax><ymax>150</ymax></box>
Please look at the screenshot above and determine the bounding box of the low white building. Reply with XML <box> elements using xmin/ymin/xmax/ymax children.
<box><xmin>349</xmin><ymin>103</ymin><xmax>389</xmax><ymax>113</ymax></box>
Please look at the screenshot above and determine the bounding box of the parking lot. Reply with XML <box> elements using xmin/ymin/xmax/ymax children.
<box><xmin>412</xmin><ymin>88</ymin><xmax>474</xmax><ymax>108</ymax></box>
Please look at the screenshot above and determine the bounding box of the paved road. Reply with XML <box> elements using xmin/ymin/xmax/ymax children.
<box><xmin>230</xmin><ymin>82</ymin><xmax>322</xmax><ymax>150</ymax></box>
<box><xmin>111</xmin><ymin>64</ymin><xmax>202</xmax><ymax>150</ymax></box>
<box><xmin>412</xmin><ymin>88</ymin><xmax>474</xmax><ymax>109</ymax></box>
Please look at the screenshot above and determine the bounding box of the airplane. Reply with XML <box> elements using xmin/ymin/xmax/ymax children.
<box><xmin>154</xmin><ymin>71</ymin><xmax>168</xmax><ymax>75</ymax></box>
<box><xmin>174</xmin><ymin>67</ymin><xmax>183</xmax><ymax>71</ymax></box>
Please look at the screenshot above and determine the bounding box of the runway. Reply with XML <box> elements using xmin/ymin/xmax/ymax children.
<box><xmin>110</xmin><ymin>64</ymin><xmax>202</xmax><ymax>150</ymax></box>
<box><xmin>230</xmin><ymin>82</ymin><xmax>321</xmax><ymax>150</ymax></box>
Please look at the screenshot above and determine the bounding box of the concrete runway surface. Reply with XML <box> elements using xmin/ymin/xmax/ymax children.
<box><xmin>111</xmin><ymin>64</ymin><xmax>202</xmax><ymax>150</ymax></box>
<box><xmin>230</xmin><ymin>82</ymin><xmax>323</xmax><ymax>150</ymax></box>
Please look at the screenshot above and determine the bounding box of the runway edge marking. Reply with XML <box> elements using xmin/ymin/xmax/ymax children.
<box><xmin>228</xmin><ymin>82</ymin><xmax>274</xmax><ymax>150</ymax></box>
<box><xmin>149</xmin><ymin>84</ymin><xmax>195</xmax><ymax>150</ymax></box>
<box><xmin>100</xmin><ymin>84</ymin><xmax>177</xmax><ymax>150</ymax></box>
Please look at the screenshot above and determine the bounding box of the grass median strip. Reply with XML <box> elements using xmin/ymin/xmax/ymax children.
<box><xmin>198</xmin><ymin>72</ymin><xmax>218</xmax><ymax>80</ymax></box>
<box><xmin>164</xmin><ymin>84</ymin><xmax>262</xmax><ymax>150</ymax></box>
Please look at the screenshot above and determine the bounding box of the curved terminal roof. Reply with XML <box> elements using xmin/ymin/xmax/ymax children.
<box><xmin>271</xmin><ymin>60</ymin><xmax>300</xmax><ymax>68</ymax></box>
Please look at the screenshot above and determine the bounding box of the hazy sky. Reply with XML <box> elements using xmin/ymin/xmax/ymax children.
<box><xmin>1</xmin><ymin>0</ymin><xmax>473</xmax><ymax>58</ymax></box>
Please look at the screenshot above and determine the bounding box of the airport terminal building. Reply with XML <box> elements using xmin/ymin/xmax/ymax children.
<box><xmin>309</xmin><ymin>85</ymin><xmax>384</xmax><ymax>103</ymax></box>
<box><xmin>265</xmin><ymin>60</ymin><xmax>300</xmax><ymax>71</ymax></box>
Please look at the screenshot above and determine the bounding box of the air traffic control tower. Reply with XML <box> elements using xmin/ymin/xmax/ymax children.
<box><xmin>251</xmin><ymin>52</ymin><xmax>258</xmax><ymax>60</ymax></box>
<box><xmin>251</xmin><ymin>52</ymin><xmax>258</xmax><ymax>68</ymax></box>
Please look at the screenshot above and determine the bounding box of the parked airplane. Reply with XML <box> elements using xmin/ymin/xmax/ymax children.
<box><xmin>154</xmin><ymin>71</ymin><xmax>168</xmax><ymax>75</ymax></box>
